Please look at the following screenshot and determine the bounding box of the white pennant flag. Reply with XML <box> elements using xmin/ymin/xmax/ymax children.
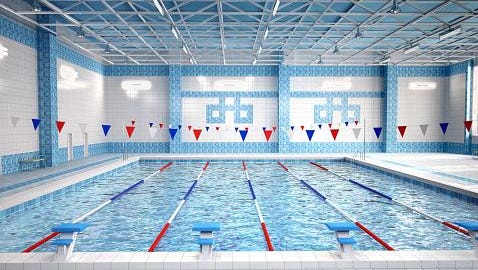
<box><xmin>79</xmin><ymin>123</ymin><xmax>88</xmax><ymax>134</ymax></box>
<box><xmin>352</xmin><ymin>128</ymin><xmax>362</xmax><ymax>140</ymax></box>
<box><xmin>149</xmin><ymin>127</ymin><xmax>158</xmax><ymax>139</ymax></box>
<box><xmin>419</xmin><ymin>124</ymin><xmax>428</xmax><ymax>136</ymax></box>
<box><xmin>10</xmin><ymin>116</ymin><xmax>20</xmax><ymax>127</ymax></box>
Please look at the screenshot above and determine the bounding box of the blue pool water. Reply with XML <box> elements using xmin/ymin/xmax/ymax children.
<box><xmin>0</xmin><ymin>160</ymin><xmax>476</xmax><ymax>252</ymax></box>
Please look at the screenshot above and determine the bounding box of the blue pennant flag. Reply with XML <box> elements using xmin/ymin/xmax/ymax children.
<box><xmin>290</xmin><ymin>126</ymin><xmax>295</xmax><ymax>131</ymax></box>
<box><xmin>205</xmin><ymin>126</ymin><xmax>210</xmax><ymax>132</ymax></box>
<box><xmin>169</xmin><ymin>128</ymin><xmax>178</xmax><ymax>140</ymax></box>
<box><xmin>373</xmin><ymin>127</ymin><xmax>382</xmax><ymax>139</ymax></box>
<box><xmin>440</xmin><ymin>122</ymin><xmax>448</xmax><ymax>134</ymax></box>
<box><xmin>235</xmin><ymin>127</ymin><xmax>239</xmax><ymax>132</ymax></box>
<box><xmin>149</xmin><ymin>122</ymin><xmax>154</xmax><ymax>127</ymax></box>
<box><xmin>32</xmin><ymin>118</ymin><xmax>41</xmax><ymax>131</ymax></box>
<box><xmin>345</xmin><ymin>121</ymin><xmax>349</xmax><ymax>126</ymax></box>
<box><xmin>239</xmin><ymin>130</ymin><xmax>248</xmax><ymax>142</ymax></box>
<box><xmin>177</xmin><ymin>125</ymin><xmax>182</xmax><ymax>130</ymax></box>
<box><xmin>318</xmin><ymin>124</ymin><xmax>322</xmax><ymax>129</ymax></box>
<box><xmin>101</xmin><ymin>124</ymin><xmax>111</xmax><ymax>136</ymax></box>
<box><xmin>262</xmin><ymin>127</ymin><xmax>266</xmax><ymax>131</ymax></box>
<box><xmin>306</xmin><ymin>129</ymin><xmax>315</xmax><ymax>141</ymax></box>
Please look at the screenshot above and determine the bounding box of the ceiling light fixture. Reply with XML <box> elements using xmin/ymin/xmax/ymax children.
<box><xmin>355</xmin><ymin>27</ymin><xmax>363</xmax><ymax>39</ymax></box>
<box><xmin>152</xmin><ymin>0</ymin><xmax>165</xmax><ymax>16</ymax></box>
<box><xmin>388</xmin><ymin>0</ymin><xmax>400</xmax><ymax>14</ymax></box>
<box><xmin>404</xmin><ymin>44</ymin><xmax>419</xmax><ymax>54</ymax></box>
<box><xmin>76</xmin><ymin>26</ymin><xmax>85</xmax><ymax>38</ymax></box>
<box><xmin>182</xmin><ymin>44</ymin><xmax>188</xmax><ymax>54</ymax></box>
<box><xmin>439</xmin><ymin>26</ymin><xmax>462</xmax><ymax>41</ymax></box>
<box><xmin>104</xmin><ymin>45</ymin><xmax>112</xmax><ymax>54</ymax></box>
<box><xmin>253</xmin><ymin>58</ymin><xmax>257</xmax><ymax>65</ymax></box>
<box><xmin>272</xmin><ymin>0</ymin><xmax>280</xmax><ymax>17</ymax></box>
<box><xmin>171</xmin><ymin>26</ymin><xmax>179</xmax><ymax>40</ymax></box>
<box><xmin>333</xmin><ymin>45</ymin><xmax>339</xmax><ymax>54</ymax></box>
<box><xmin>33</xmin><ymin>0</ymin><xmax>41</xmax><ymax>12</ymax></box>
<box><xmin>379</xmin><ymin>57</ymin><xmax>391</xmax><ymax>65</ymax></box>
<box><xmin>189</xmin><ymin>57</ymin><xmax>194</xmax><ymax>64</ymax></box>
<box><xmin>258</xmin><ymin>46</ymin><xmax>263</xmax><ymax>54</ymax></box>
<box><xmin>264</xmin><ymin>27</ymin><xmax>269</xmax><ymax>40</ymax></box>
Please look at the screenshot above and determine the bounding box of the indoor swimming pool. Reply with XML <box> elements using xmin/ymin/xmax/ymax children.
<box><xmin>0</xmin><ymin>160</ymin><xmax>477</xmax><ymax>253</ymax></box>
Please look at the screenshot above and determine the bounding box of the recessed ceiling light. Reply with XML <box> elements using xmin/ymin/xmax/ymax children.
<box><xmin>33</xmin><ymin>0</ymin><xmax>41</xmax><ymax>12</ymax></box>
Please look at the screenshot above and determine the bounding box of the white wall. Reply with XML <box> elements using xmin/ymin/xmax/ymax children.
<box><xmin>0</xmin><ymin>36</ymin><xmax>38</xmax><ymax>156</ymax></box>
<box><xmin>104</xmin><ymin>76</ymin><xmax>169</xmax><ymax>142</ymax></box>
<box><xmin>447</xmin><ymin>73</ymin><xmax>466</xmax><ymax>143</ymax></box>
<box><xmin>473</xmin><ymin>63</ymin><xmax>478</xmax><ymax>137</ymax></box>
<box><xmin>57</xmin><ymin>59</ymin><xmax>105</xmax><ymax>148</ymax></box>
<box><xmin>397</xmin><ymin>77</ymin><xmax>447</xmax><ymax>142</ymax></box>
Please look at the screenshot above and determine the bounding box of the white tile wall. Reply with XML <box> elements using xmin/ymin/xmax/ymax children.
<box><xmin>397</xmin><ymin>77</ymin><xmax>447</xmax><ymax>142</ymax></box>
<box><xmin>0</xmin><ymin>36</ymin><xmax>38</xmax><ymax>156</ymax></box>
<box><xmin>472</xmin><ymin>64</ymin><xmax>478</xmax><ymax>137</ymax></box>
<box><xmin>57</xmin><ymin>59</ymin><xmax>106</xmax><ymax>148</ymax></box>
<box><xmin>447</xmin><ymin>73</ymin><xmax>466</xmax><ymax>143</ymax></box>
<box><xmin>181</xmin><ymin>97</ymin><xmax>278</xmax><ymax>142</ymax></box>
<box><xmin>104</xmin><ymin>76</ymin><xmax>169</xmax><ymax>142</ymax></box>
<box><xmin>290</xmin><ymin>76</ymin><xmax>383</xmax><ymax>91</ymax></box>
<box><xmin>182</xmin><ymin>76</ymin><xmax>277</xmax><ymax>92</ymax></box>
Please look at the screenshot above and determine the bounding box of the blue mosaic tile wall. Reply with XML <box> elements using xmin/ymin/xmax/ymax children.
<box><xmin>278</xmin><ymin>65</ymin><xmax>291</xmax><ymax>153</ymax></box>
<box><xmin>384</xmin><ymin>65</ymin><xmax>398</xmax><ymax>152</ymax></box>
<box><xmin>288</xmin><ymin>142</ymin><xmax>383</xmax><ymax>153</ymax></box>
<box><xmin>106</xmin><ymin>142</ymin><xmax>169</xmax><ymax>153</ymax></box>
<box><xmin>0</xmin><ymin>14</ymin><xmax>36</xmax><ymax>48</ymax></box>
<box><xmin>397</xmin><ymin>66</ymin><xmax>448</xmax><ymax>77</ymax></box>
<box><xmin>57</xmin><ymin>143</ymin><xmax>110</xmax><ymax>163</ymax></box>
<box><xmin>284</xmin><ymin>65</ymin><xmax>384</xmax><ymax>77</ymax></box>
<box><xmin>1</xmin><ymin>151</ymin><xmax>43</xmax><ymax>175</ymax></box>
<box><xmin>179</xmin><ymin>143</ymin><xmax>277</xmax><ymax>153</ymax></box>
<box><xmin>57</xmin><ymin>43</ymin><xmax>104</xmax><ymax>74</ymax></box>
<box><xmin>169</xmin><ymin>65</ymin><xmax>182</xmax><ymax>152</ymax></box>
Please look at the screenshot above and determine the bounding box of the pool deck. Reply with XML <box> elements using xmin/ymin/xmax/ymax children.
<box><xmin>1</xmin><ymin>250</ymin><xmax>477</xmax><ymax>269</ymax></box>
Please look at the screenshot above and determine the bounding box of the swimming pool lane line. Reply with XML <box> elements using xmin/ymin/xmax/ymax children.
<box><xmin>22</xmin><ymin>162</ymin><xmax>174</xmax><ymax>253</ymax></box>
<box><xmin>309</xmin><ymin>162</ymin><xmax>471</xmax><ymax>237</ymax></box>
<box><xmin>242</xmin><ymin>161</ymin><xmax>274</xmax><ymax>251</ymax></box>
<box><xmin>277</xmin><ymin>162</ymin><xmax>395</xmax><ymax>251</ymax></box>
<box><xmin>148</xmin><ymin>161</ymin><xmax>210</xmax><ymax>252</ymax></box>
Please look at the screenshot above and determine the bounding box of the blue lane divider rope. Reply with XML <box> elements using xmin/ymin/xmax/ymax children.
<box><xmin>348</xmin><ymin>179</ymin><xmax>393</xmax><ymax>200</ymax></box>
<box><xmin>300</xmin><ymin>180</ymin><xmax>326</xmax><ymax>201</ymax></box>
<box><xmin>247</xmin><ymin>180</ymin><xmax>256</xmax><ymax>200</ymax></box>
<box><xmin>110</xmin><ymin>179</ymin><xmax>145</xmax><ymax>201</ymax></box>
<box><xmin>183</xmin><ymin>180</ymin><xmax>198</xmax><ymax>200</ymax></box>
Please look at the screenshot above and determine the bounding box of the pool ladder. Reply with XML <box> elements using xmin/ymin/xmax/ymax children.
<box><xmin>351</xmin><ymin>152</ymin><xmax>365</xmax><ymax>165</ymax></box>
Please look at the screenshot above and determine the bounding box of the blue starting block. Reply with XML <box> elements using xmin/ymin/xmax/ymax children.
<box><xmin>454</xmin><ymin>221</ymin><xmax>478</xmax><ymax>250</ymax></box>
<box><xmin>193</xmin><ymin>222</ymin><xmax>220</xmax><ymax>258</ymax></box>
<box><xmin>325</xmin><ymin>222</ymin><xmax>359</xmax><ymax>258</ymax></box>
<box><xmin>51</xmin><ymin>223</ymin><xmax>89</xmax><ymax>261</ymax></box>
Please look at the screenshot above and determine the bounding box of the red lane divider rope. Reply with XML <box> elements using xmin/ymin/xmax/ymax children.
<box><xmin>277</xmin><ymin>161</ymin><xmax>288</xmax><ymax>171</ymax></box>
<box><xmin>23</xmin><ymin>232</ymin><xmax>59</xmax><ymax>253</ymax></box>
<box><xmin>242</xmin><ymin>161</ymin><xmax>247</xmax><ymax>171</ymax></box>
<box><xmin>203</xmin><ymin>161</ymin><xmax>210</xmax><ymax>171</ymax></box>
<box><xmin>159</xmin><ymin>162</ymin><xmax>174</xmax><ymax>172</ymax></box>
<box><xmin>148</xmin><ymin>223</ymin><xmax>170</xmax><ymax>252</ymax></box>
<box><xmin>355</xmin><ymin>221</ymin><xmax>394</xmax><ymax>251</ymax></box>
<box><xmin>261</xmin><ymin>222</ymin><xmax>274</xmax><ymax>251</ymax></box>
<box><xmin>310</xmin><ymin>162</ymin><xmax>329</xmax><ymax>171</ymax></box>
<box><xmin>442</xmin><ymin>221</ymin><xmax>470</xmax><ymax>236</ymax></box>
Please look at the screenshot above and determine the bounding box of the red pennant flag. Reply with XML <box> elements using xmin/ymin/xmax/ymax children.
<box><xmin>272</xmin><ymin>126</ymin><xmax>277</xmax><ymax>132</ymax></box>
<box><xmin>193</xmin><ymin>129</ymin><xmax>202</xmax><ymax>141</ymax></box>
<box><xmin>397</xmin><ymin>126</ymin><xmax>407</xmax><ymax>138</ymax></box>
<box><xmin>330</xmin><ymin>129</ymin><xmax>339</xmax><ymax>141</ymax></box>
<box><xmin>245</xmin><ymin>127</ymin><xmax>249</xmax><ymax>131</ymax></box>
<box><xmin>56</xmin><ymin>121</ymin><xmax>65</xmax><ymax>133</ymax></box>
<box><xmin>328</xmin><ymin>123</ymin><xmax>332</xmax><ymax>128</ymax></box>
<box><xmin>188</xmin><ymin>125</ymin><xmax>192</xmax><ymax>131</ymax></box>
<box><xmin>159</xmin><ymin>123</ymin><xmax>164</xmax><ymax>128</ymax></box>
<box><xmin>300</xmin><ymin>125</ymin><xmax>304</xmax><ymax>130</ymax></box>
<box><xmin>215</xmin><ymin>126</ymin><xmax>220</xmax><ymax>131</ymax></box>
<box><xmin>263</xmin><ymin>130</ymin><xmax>272</xmax><ymax>142</ymax></box>
<box><xmin>126</xmin><ymin>125</ymin><xmax>136</xmax><ymax>138</ymax></box>
<box><xmin>131</xmin><ymin>120</ymin><xmax>136</xmax><ymax>125</ymax></box>
<box><xmin>355</xmin><ymin>120</ymin><xmax>359</xmax><ymax>125</ymax></box>
<box><xmin>465</xmin><ymin>120</ymin><xmax>472</xmax><ymax>132</ymax></box>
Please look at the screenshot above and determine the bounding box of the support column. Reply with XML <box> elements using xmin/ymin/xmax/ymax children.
<box><xmin>169</xmin><ymin>65</ymin><xmax>182</xmax><ymax>153</ymax></box>
<box><xmin>37</xmin><ymin>15</ymin><xmax>59</xmax><ymax>166</ymax></box>
<box><xmin>465</xmin><ymin>60</ymin><xmax>474</xmax><ymax>154</ymax></box>
<box><xmin>383</xmin><ymin>65</ymin><xmax>398</xmax><ymax>153</ymax></box>
<box><xmin>278</xmin><ymin>65</ymin><xmax>290</xmax><ymax>153</ymax></box>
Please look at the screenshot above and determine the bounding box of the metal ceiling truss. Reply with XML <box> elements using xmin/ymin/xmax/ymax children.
<box><xmin>1</xmin><ymin>0</ymin><xmax>478</xmax><ymax>65</ymax></box>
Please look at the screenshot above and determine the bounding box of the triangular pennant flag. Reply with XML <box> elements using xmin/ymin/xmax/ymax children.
<box><xmin>102</xmin><ymin>124</ymin><xmax>111</xmax><ymax>136</ymax></box>
<box><xmin>465</xmin><ymin>120</ymin><xmax>472</xmax><ymax>132</ymax></box>
<box><xmin>373</xmin><ymin>127</ymin><xmax>382</xmax><ymax>139</ymax></box>
<box><xmin>131</xmin><ymin>120</ymin><xmax>136</xmax><ymax>125</ymax></box>
<box><xmin>205</xmin><ymin>126</ymin><xmax>210</xmax><ymax>132</ymax></box>
<box><xmin>272</xmin><ymin>126</ymin><xmax>277</xmax><ymax>132</ymax></box>
<box><xmin>419</xmin><ymin>124</ymin><xmax>428</xmax><ymax>136</ymax></box>
<box><xmin>126</xmin><ymin>125</ymin><xmax>135</xmax><ymax>138</ymax></box>
<box><xmin>56</xmin><ymin>121</ymin><xmax>65</xmax><ymax>133</ymax></box>
<box><xmin>352</xmin><ymin>128</ymin><xmax>361</xmax><ymax>140</ymax></box>
<box><xmin>263</xmin><ymin>129</ymin><xmax>272</xmax><ymax>142</ymax></box>
<box><xmin>440</xmin><ymin>122</ymin><xmax>448</xmax><ymax>134</ymax></box>
<box><xmin>10</xmin><ymin>116</ymin><xmax>20</xmax><ymax>127</ymax></box>
<box><xmin>188</xmin><ymin>125</ymin><xmax>192</xmax><ymax>131</ymax></box>
<box><xmin>330</xmin><ymin>129</ymin><xmax>339</xmax><ymax>141</ymax></box>
<box><xmin>239</xmin><ymin>129</ymin><xmax>248</xmax><ymax>142</ymax></box>
<box><xmin>397</xmin><ymin>126</ymin><xmax>407</xmax><ymax>138</ymax></box>
<box><xmin>262</xmin><ymin>127</ymin><xmax>266</xmax><ymax>131</ymax></box>
<box><xmin>79</xmin><ymin>123</ymin><xmax>88</xmax><ymax>134</ymax></box>
<box><xmin>318</xmin><ymin>124</ymin><xmax>322</xmax><ymax>129</ymax></box>
<box><xmin>300</xmin><ymin>125</ymin><xmax>304</xmax><ymax>130</ymax></box>
<box><xmin>148</xmin><ymin>127</ymin><xmax>158</xmax><ymax>139</ymax></box>
<box><xmin>354</xmin><ymin>120</ymin><xmax>359</xmax><ymax>126</ymax></box>
<box><xmin>328</xmin><ymin>123</ymin><xmax>332</xmax><ymax>128</ymax></box>
<box><xmin>306</xmin><ymin>129</ymin><xmax>315</xmax><ymax>141</ymax></box>
<box><xmin>178</xmin><ymin>125</ymin><xmax>182</xmax><ymax>130</ymax></box>
<box><xmin>32</xmin><ymin>118</ymin><xmax>41</xmax><ymax>131</ymax></box>
<box><xmin>290</xmin><ymin>126</ymin><xmax>295</xmax><ymax>131</ymax></box>
<box><xmin>245</xmin><ymin>127</ymin><xmax>249</xmax><ymax>131</ymax></box>
<box><xmin>235</xmin><ymin>127</ymin><xmax>238</xmax><ymax>132</ymax></box>
<box><xmin>216</xmin><ymin>126</ymin><xmax>220</xmax><ymax>131</ymax></box>
<box><xmin>149</xmin><ymin>122</ymin><xmax>154</xmax><ymax>128</ymax></box>
<box><xmin>169</xmin><ymin>128</ymin><xmax>178</xmax><ymax>140</ymax></box>
<box><xmin>193</xmin><ymin>129</ymin><xmax>202</xmax><ymax>141</ymax></box>
<box><xmin>159</xmin><ymin>123</ymin><xmax>164</xmax><ymax>128</ymax></box>
<box><xmin>345</xmin><ymin>121</ymin><xmax>349</xmax><ymax>127</ymax></box>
